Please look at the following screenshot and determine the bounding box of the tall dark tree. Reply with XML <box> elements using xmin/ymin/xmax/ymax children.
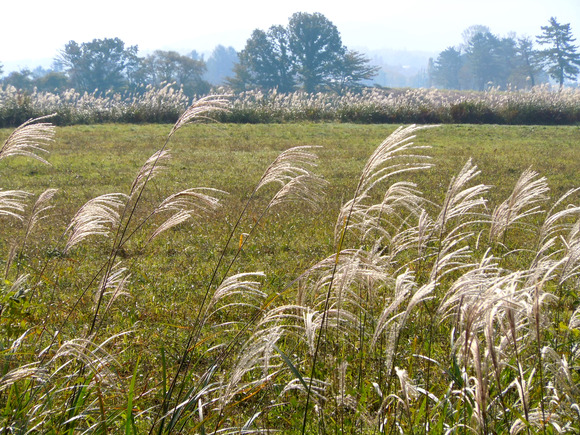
<box><xmin>465</xmin><ymin>31</ymin><xmax>504</xmax><ymax>90</ymax></box>
<box><xmin>536</xmin><ymin>17</ymin><xmax>580</xmax><ymax>88</ymax></box>
<box><xmin>232</xmin><ymin>26</ymin><xmax>295</xmax><ymax>92</ymax></box>
<box><xmin>57</xmin><ymin>37</ymin><xmax>139</xmax><ymax>93</ymax></box>
<box><xmin>231</xmin><ymin>12</ymin><xmax>377</xmax><ymax>93</ymax></box>
<box><xmin>287</xmin><ymin>12</ymin><xmax>345</xmax><ymax>92</ymax></box>
<box><xmin>432</xmin><ymin>47</ymin><xmax>463</xmax><ymax>89</ymax></box>
<box><xmin>141</xmin><ymin>50</ymin><xmax>209</xmax><ymax>96</ymax></box>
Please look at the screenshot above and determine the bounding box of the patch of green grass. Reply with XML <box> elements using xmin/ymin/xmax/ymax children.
<box><xmin>1</xmin><ymin>121</ymin><xmax>580</xmax><ymax>433</ymax></box>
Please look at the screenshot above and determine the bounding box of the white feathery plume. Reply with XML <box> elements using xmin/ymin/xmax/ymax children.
<box><xmin>268</xmin><ymin>173</ymin><xmax>328</xmax><ymax>210</ymax></box>
<box><xmin>490</xmin><ymin>168</ymin><xmax>549</xmax><ymax>242</ymax></box>
<box><xmin>129</xmin><ymin>149</ymin><xmax>172</xmax><ymax>197</ymax></box>
<box><xmin>0</xmin><ymin>363</ymin><xmax>47</xmax><ymax>392</ymax></box>
<box><xmin>281</xmin><ymin>377</ymin><xmax>328</xmax><ymax>404</ymax></box>
<box><xmin>147</xmin><ymin>210</ymin><xmax>192</xmax><ymax>243</ymax></box>
<box><xmin>52</xmin><ymin>337</ymin><xmax>121</xmax><ymax>386</ymax></box>
<box><xmin>64</xmin><ymin>193</ymin><xmax>127</xmax><ymax>253</ymax></box>
<box><xmin>219</xmin><ymin>326</ymin><xmax>281</xmax><ymax>411</ymax></box>
<box><xmin>537</xmin><ymin>188</ymin><xmax>580</xmax><ymax>246</ymax></box>
<box><xmin>24</xmin><ymin>188</ymin><xmax>58</xmax><ymax>234</ymax></box>
<box><xmin>358</xmin><ymin>125</ymin><xmax>433</xmax><ymax>195</ymax></box>
<box><xmin>209</xmin><ymin>272</ymin><xmax>266</xmax><ymax>315</ymax></box>
<box><xmin>169</xmin><ymin>94</ymin><xmax>230</xmax><ymax>138</ymax></box>
<box><xmin>336</xmin><ymin>181</ymin><xmax>425</xmax><ymax>243</ymax></box>
<box><xmin>336</xmin><ymin>125</ymin><xmax>433</xmax><ymax>242</ymax></box>
<box><xmin>154</xmin><ymin>187</ymin><xmax>224</xmax><ymax>215</ymax></box>
<box><xmin>97</xmin><ymin>262</ymin><xmax>131</xmax><ymax>313</ymax></box>
<box><xmin>148</xmin><ymin>188</ymin><xmax>224</xmax><ymax>242</ymax></box>
<box><xmin>435</xmin><ymin>158</ymin><xmax>489</xmax><ymax>234</ymax></box>
<box><xmin>0</xmin><ymin>189</ymin><xmax>31</xmax><ymax>220</ymax></box>
<box><xmin>371</xmin><ymin>269</ymin><xmax>416</xmax><ymax>347</ymax></box>
<box><xmin>256</xmin><ymin>145</ymin><xmax>322</xmax><ymax>191</ymax></box>
<box><xmin>0</xmin><ymin>114</ymin><xmax>55</xmax><ymax>164</ymax></box>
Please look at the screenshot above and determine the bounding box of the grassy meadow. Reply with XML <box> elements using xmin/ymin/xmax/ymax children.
<box><xmin>1</xmin><ymin>108</ymin><xmax>580</xmax><ymax>433</ymax></box>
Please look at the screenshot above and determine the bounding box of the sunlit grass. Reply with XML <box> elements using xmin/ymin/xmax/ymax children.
<box><xmin>1</xmin><ymin>119</ymin><xmax>579</xmax><ymax>433</ymax></box>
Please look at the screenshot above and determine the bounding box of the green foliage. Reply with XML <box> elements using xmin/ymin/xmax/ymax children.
<box><xmin>536</xmin><ymin>17</ymin><xmax>580</xmax><ymax>88</ymax></box>
<box><xmin>57</xmin><ymin>37</ymin><xmax>140</xmax><ymax>93</ymax></box>
<box><xmin>232</xmin><ymin>12</ymin><xmax>379</xmax><ymax>93</ymax></box>
<box><xmin>1</xmin><ymin>118</ymin><xmax>579</xmax><ymax>433</ymax></box>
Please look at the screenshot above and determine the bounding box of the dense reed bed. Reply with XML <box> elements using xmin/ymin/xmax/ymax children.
<box><xmin>1</xmin><ymin>99</ymin><xmax>579</xmax><ymax>433</ymax></box>
<box><xmin>1</xmin><ymin>84</ymin><xmax>579</xmax><ymax>127</ymax></box>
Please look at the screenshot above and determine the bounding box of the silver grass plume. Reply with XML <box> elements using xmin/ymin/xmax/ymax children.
<box><xmin>148</xmin><ymin>187</ymin><xmax>224</xmax><ymax>242</ymax></box>
<box><xmin>0</xmin><ymin>190</ymin><xmax>31</xmax><ymax>220</ymax></box>
<box><xmin>0</xmin><ymin>114</ymin><xmax>56</xmax><ymax>164</ymax></box>
<box><xmin>490</xmin><ymin>168</ymin><xmax>549</xmax><ymax>242</ymax></box>
<box><xmin>337</xmin><ymin>181</ymin><xmax>425</xmax><ymax>243</ymax></box>
<box><xmin>23</xmin><ymin>188</ymin><xmax>58</xmax><ymax>236</ymax></box>
<box><xmin>371</xmin><ymin>269</ymin><xmax>416</xmax><ymax>347</ymax></box>
<box><xmin>255</xmin><ymin>146</ymin><xmax>327</xmax><ymax>210</ymax></box>
<box><xmin>435</xmin><ymin>158</ymin><xmax>489</xmax><ymax>234</ymax></box>
<box><xmin>97</xmin><ymin>262</ymin><xmax>131</xmax><ymax>314</ymax></box>
<box><xmin>129</xmin><ymin>149</ymin><xmax>171</xmax><ymax>198</ymax></box>
<box><xmin>335</xmin><ymin>125</ymin><xmax>433</xmax><ymax>241</ymax></box>
<box><xmin>168</xmin><ymin>94</ymin><xmax>230</xmax><ymax>138</ymax></box>
<box><xmin>208</xmin><ymin>271</ymin><xmax>266</xmax><ymax>318</ymax></box>
<box><xmin>219</xmin><ymin>326</ymin><xmax>282</xmax><ymax>411</ymax></box>
<box><xmin>64</xmin><ymin>193</ymin><xmax>127</xmax><ymax>253</ymax></box>
<box><xmin>357</xmin><ymin>125</ymin><xmax>433</xmax><ymax>195</ymax></box>
<box><xmin>537</xmin><ymin>187</ymin><xmax>580</xmax><ymax>247</ymax></box>
<box><xmin>0</xmin><ymin>363</ymin><xmax>47</xmax><ymax>392</ymax></box>
<box><xmin>257</xmin><ymin>146</ymin><xmax>321</xmax><ymax>190</ymax></box>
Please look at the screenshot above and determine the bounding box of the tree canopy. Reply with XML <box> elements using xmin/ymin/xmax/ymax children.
<box><xmin>230</xmin><ymin>12</ymin><xmax>378</xmax><ymax>93</ymax></box>
<box><xmin>536</xmin><ymin>17</ymin><xmax>580</xmax><ymax>88</ymax></box>
<box><xmin>57</xmin><ymin>37</ymin><xmax>139</xmax><ymax>93</ymax></box>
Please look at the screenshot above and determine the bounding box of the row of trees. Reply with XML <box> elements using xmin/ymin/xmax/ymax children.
<box><xmin>1</xmin><ymin>15</ymin><xmax>578</xmax><ymax>95</ymax></box>
<box><xmin>0</xmin><ymin>12</ymin><xmax>378</xmax><ymax>97</ymax></box>
<box><xmin>0</xmin><ymin>41</ymin><xmax>239</xmax><ymax>97</ymax></box>
<box><xmin>431</xmin><ymin>18</ymin><xmax>580</xmax><ymax>90</ymax></box>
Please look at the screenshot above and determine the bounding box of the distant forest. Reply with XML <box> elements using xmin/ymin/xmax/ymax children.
<box><xmin>1</xmin><ymin>14</ymin><xmax>578</xmax><ymax>96</ymax></box>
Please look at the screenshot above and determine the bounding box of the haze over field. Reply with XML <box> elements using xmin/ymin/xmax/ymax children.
<box><xmin>1</xmin><ymin>0</ymin><xmax>578</xmax><ymax>73</ymax></box>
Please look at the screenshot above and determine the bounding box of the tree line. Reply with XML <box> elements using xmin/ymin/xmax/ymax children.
<box><xmin>0</xmin><ymin>41</ymin><xmax>239</xmax><ymax>97</ymax></box>
<box><xmin>1</xmin><ymin>14</ymin><xmax>578</xmax><ymax>96</ymax></box>
<box><xmin>430</xmin><ymin>18</ymin><xmax>580</xmax><ymax>90</ymax></box>
<box><xmin>0</xmin><ymin>13</ymin><xmax>377</xmax><ymax>98</ymax></box>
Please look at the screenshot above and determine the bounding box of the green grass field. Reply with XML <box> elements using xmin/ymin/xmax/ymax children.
<box><xmin>1</xmin><ymin>120</ymin><xmax>580</xmax><ymax>433</ymax></box>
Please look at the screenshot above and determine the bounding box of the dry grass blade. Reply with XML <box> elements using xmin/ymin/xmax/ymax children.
<box><xmin>169</xmin><ymin>95</ymin><xmax>230</xmax><ymax>138</ymax></box>
<box><xmin>64</xmin><ymin>193</ymin><xmax>127</xmax><ymax>253</ymax></box>
<box><xmin>0</xmin><ymin>114</ymin><xmax>56</xmax><ymax>164</ymax></box>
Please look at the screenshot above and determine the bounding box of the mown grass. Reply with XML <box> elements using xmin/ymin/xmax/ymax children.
<box><xmin>1</xmin><ymin>120</ymin><xmax>580</xmax><ymax>433</ymax></box>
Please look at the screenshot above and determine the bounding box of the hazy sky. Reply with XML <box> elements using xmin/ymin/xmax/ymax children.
<box><xmin>2</xmin><ymin>0</ymin><xmax>579</xmax><ymax>71</ymax></box>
